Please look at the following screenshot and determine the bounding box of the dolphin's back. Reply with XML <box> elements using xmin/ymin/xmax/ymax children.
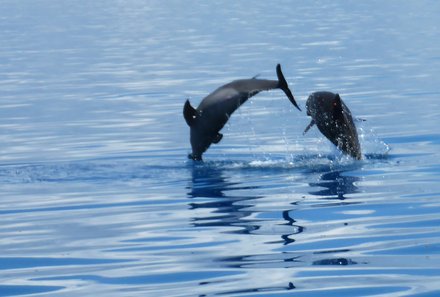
<box><xmin>199</xmin><ymin>78</ymin><xmax>279</xmax><ymax>116</ymax></box>
<box><xmin>338</xmin><ymin>104</ymin><xmax>361</xmax><ymax>159</ymax></box>
<box><xmin>226</xmin><ymin>78</ymin><xmax>279</xmax><ymax>94</ymax></box>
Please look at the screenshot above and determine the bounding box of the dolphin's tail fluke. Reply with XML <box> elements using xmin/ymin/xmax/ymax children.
<box><xmin>276</xmin><ymin>64</ymin><xmax>301</xmax><ymax>111</ymax></box>
<box><xmin>183</xmin><ymin>99</ymin><xmax>198</xmax><ymax>126</ymax></box>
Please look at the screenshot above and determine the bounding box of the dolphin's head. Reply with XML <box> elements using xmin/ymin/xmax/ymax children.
<box><xmin>188</xmin><ymin>127</ymin><xmax>213</xmax><ymax>161</ymax></box>
<box><xmin>305</xmin><ymin>92</ymin><xmax>336</xmax><ymax>120</ymax></box>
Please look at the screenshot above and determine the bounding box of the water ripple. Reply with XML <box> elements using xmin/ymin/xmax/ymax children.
<box><xmin>1</xmin><ymin>1</ymin><xmax>440</xmax><ymax>296</ymax></box>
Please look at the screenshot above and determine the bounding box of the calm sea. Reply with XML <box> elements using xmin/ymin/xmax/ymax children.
<box><xmin>1</xmin><ymin>1</ymin><xmax>439</xmax><ymax>296</ymax></box>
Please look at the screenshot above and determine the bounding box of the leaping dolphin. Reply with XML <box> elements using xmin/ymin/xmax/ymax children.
<box><xmin>183</xmin><ymin>64</ymin><xmax>301</xmax><ymax>161</ymax></box>
<box><xmin>303</xmin><ymin>91</ymin><xmax>362</xmax><ymax>160</ymax></box>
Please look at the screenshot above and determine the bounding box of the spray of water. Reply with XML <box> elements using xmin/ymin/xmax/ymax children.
<box><xmin>357</xmin><ymin>122</ymin><xmax>391</xmax><ymax>159</ymax></box>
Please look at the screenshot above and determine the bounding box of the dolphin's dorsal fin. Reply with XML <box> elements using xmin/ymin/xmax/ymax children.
<box><xmin>183</xmin><ymin>99</ymin><xmax>197</xmax><ymax>126</ymax></box>
<box><xmin>303</xmin><ymin>120</ymin><xmax>315</xmax><ymax>135</ymax></box>
<box><xmin>332</xmin><ymin>94</ymin><xmax>344</xmax><ymax>121</ymax></box>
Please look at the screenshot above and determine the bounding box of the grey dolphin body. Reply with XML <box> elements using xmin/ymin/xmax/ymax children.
<box><xmin>183</xmin><ymin>64</ymin><xmax>300</xmax><ymax>161</ymax></box>
<box><xmin>304</xmin><ymin>91</ymin><xmax>362</xmax><ymax>160</ymax></box>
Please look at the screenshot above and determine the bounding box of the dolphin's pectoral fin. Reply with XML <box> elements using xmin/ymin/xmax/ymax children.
<box><xmin>332</xmin><ymin>94</ymin><xmax>344</xmax><ymax>121</ymax></box>
<box><xmin>303</xmin><ymin>120</ymin><xmax>315</xmax><ymax>135</ymax></box>
<box><xmin>212</xmin><ymin>133</ymin><xmax>223</xmax><ymax>144</ymax></box>
<box><xmin>183</xmin><ymin>99</ymin><xmax>197</xmax><ymax>126</ymax></box>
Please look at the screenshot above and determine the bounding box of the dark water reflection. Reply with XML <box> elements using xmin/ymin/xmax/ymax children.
<box><xmin>186</xmin><ymin>162</ymin><xmax>366</xmax><ymax>295</ymax></box>
<box><xmin>307</xmin><ymin>167</ymin><xmax>362</xmax><ymax>267</ymax></box>
<box><xmin>187</xmin><ymin>164</ymin><xmax>263</xmax><ymax>234</ymax></box>
<box><xmin>186</xmin><ymin>162</ymin><xmax>362</xmax><ymax>257</ymax></box>
<box><xmin>187</xmin><ymin>162</ymin><xmax>308</xmax><ymax>243</ymax></box>
<box><xmin>308</xmin><ymin>169</ymin><xmax>360</xmax><ymax>201</ymax></box>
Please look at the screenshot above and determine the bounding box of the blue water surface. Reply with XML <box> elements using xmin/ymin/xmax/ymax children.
<box><xmin>1</xmin><ymin>1</ymin><xmax>440</xmax><ymax>296</ymax></box>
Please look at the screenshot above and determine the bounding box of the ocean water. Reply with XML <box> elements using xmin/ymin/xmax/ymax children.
<box><xmin>1</xmin><ymin>1</ymin><xmax>440</xmax><ymax>296</ymax></box>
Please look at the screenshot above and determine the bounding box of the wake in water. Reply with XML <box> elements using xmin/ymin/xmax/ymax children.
<box><xmin>190</xmin><ymin>120</ymin><xmax>390</xmax><ymax>172</ymax></box>
<box><xmin>0</xmin><ymin>121</ymin><xmax>390</xmax><ymax>184</ymax></box>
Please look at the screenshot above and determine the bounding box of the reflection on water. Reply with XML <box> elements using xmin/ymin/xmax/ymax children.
<box><xmin>187</xmin><ymin>164</ymin><xmax>262</xmax><ymax>234</ymax></box>
<box><xmin>280</xmin><ymin>209</ymin><xmax>304</xmax><ymax>245</ymax></box>
<box><xmin>309</xmin><ymin>168</ymin><xmax>360</xmax><ymax>200</ymax></box>
<box><xmin>307</xmin><ymin>167</ymin><xmax>361</xmax><ymax>267</ymax></box>
<box><xmin>187</xmin><ymin>162</ymin><xmax>307</xmax><ymax>243</ymax></box>
<box><xmin>186</xmin><ymin>162</ymin><xmax>363</xmax><ymax>260</ymax></box>
<box><xmin>187</xmin><ymin>164</ymin><xmax>240</xmax><ymax>199</ymax></box>
<box><xmin>185</xmin><ymin>161</ymin><xmax>369</xmax><ymax>295</ymax></box>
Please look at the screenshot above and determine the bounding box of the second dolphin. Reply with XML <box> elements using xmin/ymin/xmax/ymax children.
<box><xmin>303</xmin><ymin>91</ymin><xmax>362</xmax><ymax>160</ymax></box>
